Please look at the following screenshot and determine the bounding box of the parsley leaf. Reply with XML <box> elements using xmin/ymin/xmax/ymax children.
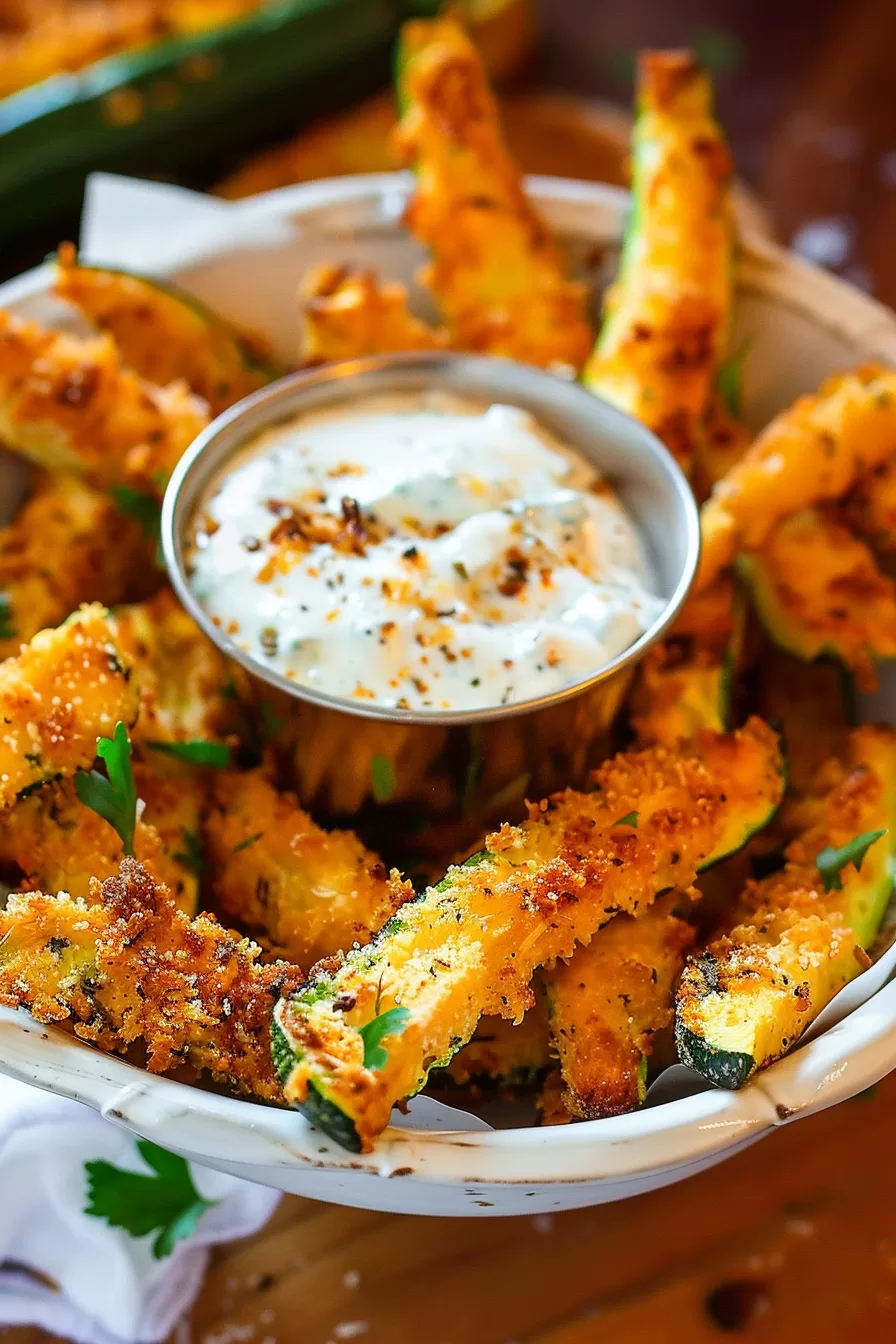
<box><xmin>74</xmin><ymin>722</ymin><xmax>137</xmax><ymax>855</ymax></box>
<box><xmin>109</xmin><ymin>486</ymin><xmax>163</xmax><ymax>566</ymax></box>
<box><xmin>147</xmin><ymin>739</ymin><xmax>231</xmax><ymax>768</ymax></box>
<box><xmin>358</xmin><ymin>1005</ymin><xmax>411</xmax><ymax>1070</ymax></box>
<box><xmin>816</xmin><ymin>828</ymin><xmax>887</xmax><ymax>892</ymax></box>
<box><xmin>84</xmin><ymin>1139</ymin><xmax>217</xmax><ymax>1260</ymax></box>
<box><xmin>371</xmin><ymin>753</ymin><xmax>397</xmax><ymax>804</ymax></box>
<box><xmin>260</xmin><ymin>700</ymin><xmax>284</xmax><ymax>741</ymax></box>
<box><xmin>0</xmin><ymin>593</ymin><xmax>17</xmax><ymax>641</ymax></box>
<box><xmin>614</xmin><ymin>811</ymin><xmax>639</xmax><ymax>828</ymax></box>
<box><xmin>233</xmin><ymin>831</ymin><xmax>264</xmax><ymax>854</ymax></box>
<box><xmin>174</xmin><ymin>827</ymin><xmax>209</xmax><ymax>875</ymax></box>
<box><xmin>714</xmin><ymin>338</ymin><xmax>753</xmax><ymax>418</ymax></box>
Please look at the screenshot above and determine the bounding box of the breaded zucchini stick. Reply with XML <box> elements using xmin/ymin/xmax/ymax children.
<box><xmin>112</xmin><ymin>589</ymin><xmax>242</xmax><ymax>744</ymax></box>
<box><xmin>544</xmin><ymin>577</ymin><xmax>741</xmax><ymax>1123</ymax></box>
<box><xmin>840</xmin><ymin>453</ymin><xmax>896</xmax><ymax>557</ymax></box>
<box><xmin>300</xmin><ymin>265</ymin><xmax>446</xmax><ymax>364</ymax></box>
<box><xmin>755</xmin><ymin>647</ymin><xmax>852</xmax><ymax>799</ymax></box>
<box><xmin>545</xmin><ymin>892</ymin><xmax>695</xmax><ymax>1118</ymax></box>
<box><xmin>204</xmin><ymin>767</ymin><xmax>413</xmax><ymax>965</ymax></box>
<box><xmin>629</xmin><ymin>573</ymin><xmax>746</xmax><ymax>748</ymax></box>
<box><xmin>393</xmin><ymin>13</ymin><xmax>591</xmax><ymax>369</ymax></box>
<box><xmin>0</xmin><ymin>859</ymin><xmax>303</xmax><ymax>1102</ymax></box>
<box><xmin>584</xmin><ymin>51</ymin><xmax>733</xmax><ymax>470</ymax></box>
<box><xmin>739</xmin><ymin>508</ymin><xmax>896</xmax><ymax>692</ymax></box>
<box><xmin>0</xmin><ymin>310</ymin><xmax>209</xmax><ymax>490</ymax></box>
<box><xmin>697</xmin><ymin>365</ymin><xmax>896</xmax><ymax>590</ymax></box>
<box><xmin>677</xmin><ymin>725</ymin><xmax>896</xmax><ymax>1087</ymax></box>
<box><xmin>0</xmin><ymin>474</ymin><xmax>153</xmax><ymax>660</ymax></box>
<box><xmin>273</xmin><ymin>719</ymin><xmax>784</xmax><ymax>1151</ymax></box>
<box><xmin>55</xmin><ymin>248</ymin><xmax>273</xmax><ymax>416</ymax></box>
<box><xmin>439</xmin><ymin>1003</ymin><xmax>552</xmax><ymax>1089</ymax></box>
<box><xmin>0</xmin><ymin>755</ymin><xmax>202</xmax><ymax>913</ymax></box>
<box><xmin>0</xmin><ymin>604</ymin><xmax>138</xmax><ymax>807</ymax></box>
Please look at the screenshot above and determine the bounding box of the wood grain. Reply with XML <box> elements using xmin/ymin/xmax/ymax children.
<box><xmin>6</xmin><ymin>1073</ymin><xmax>893</xmax><ymax>1344</ymax></box>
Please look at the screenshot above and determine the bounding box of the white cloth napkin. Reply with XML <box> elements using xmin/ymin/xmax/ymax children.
<box><xmin>0</xmin><ymin>1076</ymin><xmax>279</xmax><ymax>1344</ymax></box>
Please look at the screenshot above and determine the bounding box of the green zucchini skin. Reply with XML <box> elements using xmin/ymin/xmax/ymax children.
<box><xmin>0</xmin><ymin>0</ymin><xmax>398</xmax><ymax>247</ymax></box>
<box><xmin>675</xmin><ymin>1020</ymin><xmax>754</xmax><ymax>1089</ymax></box>
<box><xmin>272</xmin><ymin>1012</ymin><xmax>364</xmax><ymax>1152</ymax></box>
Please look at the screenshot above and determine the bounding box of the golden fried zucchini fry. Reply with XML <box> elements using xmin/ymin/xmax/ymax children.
<box><xmin>0</xmin><ymin>310</ymin><xmax>209</xmax><ymax>490</ymax></box>
<box><xmin>584</xmin><ymin>51</ymin><xmax>733</xmax><ymax>470</ymax></box>
<box><xmin>755</xmin><ymin>646</ymin><xmax>852</xmax><ymax>799</ymax></box>
<box><xmin>55</xmin><ymin>248</ymin><xmax>273</xmax><ymax>416</ymax></box>
<box><xmin>0</xmin><ymin>604</ymin><xmax>138</xmax><ymax>807</ymax></box>
<box><xmin>112</xmin><ymin>589</ymin><xmax>241</xmax><ymax>744</ymax></box>
<box><xmin>840</xmin><ymin>453</ymin><xmax>896</xmax><ymax>557</ymax></box>
<box><xmin>439</xmin><ymin>1003</ymin><xmax>552</xmax><ymax>1088</ymax></box>
<box><xmin>204</xmin><ymin>767</ymin><xmax>412</xmax><ymax>965</ymax></box>
<box><xmin>739</xmin><ymin>508</ymin><xmax>896</xmax><ymax>692</ymax></box>
<box><xmin>0</xmin><ymin>859</ymin><xmax>303</xmax><ymax>1102</ymax></box>
<box><xmin>697</xmin><ymin>365</ymin><xmax>896</xmax><ymax>590</ymax></box>
<box><xmin>629</xmin><ymin>573</ymin><xmax>746</xmax><ymax>748</ymax></box>
<box><xmin>0</xmin><ymin>474</ymin><xmax>154</xmax><ymax>660</ymax></box>
<box><xmin>693</xmin><ymin>389</ymin><xmax>752</xmax><ymax>501</ymax></box>
<box><xmin>393</xmin><ymin>13</ymin><xmax>591</xmax><ymax>368</ymax></box>
<box><xmin>273</xmin><ymin>719</ymin><xmax>783</xmax><ymax>1151</ymax></box>
<box><xmin>0</xmin><ymin>755</ymin><xmax>201</xmax><ymax>913</ymax></box>
<box><xmin>300</xmin><ymin>264</ymin><xmax>446</xmax><ymax>364</ymax></box>
<box><xmin>677</xmin><ymin>725</ymin><xmax>896</xmax><ymax>1087</ymax></box>
<box><xmin>545</xmin><ymin>892</ymin><xmax>695</xmax><ymax>1118</ymax></box>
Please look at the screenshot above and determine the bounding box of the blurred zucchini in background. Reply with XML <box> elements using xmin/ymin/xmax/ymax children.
<box><xmin>0</xmin><ymin>0</ymin><xmax>400</xmax><ymax>248</ymax></box>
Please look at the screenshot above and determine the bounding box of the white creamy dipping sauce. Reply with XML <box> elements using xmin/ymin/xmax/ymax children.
<box><xmin>188</xmin><ymin>390</ymin><xmax>664</xmax><ymax>712</ymax></box>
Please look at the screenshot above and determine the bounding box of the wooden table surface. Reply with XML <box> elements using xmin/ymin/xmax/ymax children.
<box><xmin>3</xmin><ymin>2</ymin><xmax>896</xmax><ymax>1341</ymax></box>
<box><xmin>5</xmin><ymin>1071</ymin><xmax>894</xmax><ymax>1344</ymax></box>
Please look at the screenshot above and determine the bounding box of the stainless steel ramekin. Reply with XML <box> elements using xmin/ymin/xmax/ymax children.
<box><xmin>161</xmin><ymin>352</ymin><xmax>699</xmax><ymax>820</ymax></box>
<box><xmin>162</xmin><ymin>351</ymin><xmax>699</xmax><ymax>720</ymax></box>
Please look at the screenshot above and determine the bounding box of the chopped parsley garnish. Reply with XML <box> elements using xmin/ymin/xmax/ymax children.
<box><xmin>614</xmin><ymin>811</ymin><xmax>639</xmax><ymax>828</ymax></box>
<box><xmin>109</xmin><ymin>486</ymin><xmax>163</xmax><ymax>565</ymax></box>
<box><xmin>74</xmin><ymin>722</ymin><xmax>137</xmax><ymax>855</ymax></box>
<box><xmin>0</xmin><ymin>593</ymin><xmax>17</xmax><ymax>641</ymax></box>
<box><xmin>84</xmin><ymin>1139</ymin><xmax>218</xmax><ymax>1260</ymax></box>
<box><xmin>260</xmin><ymin>700</ymin><xmax>285</xmax><ymax>741</ymax></box>
<box><xmin>147</xmin><ymin>739</ymin><xmax>231</xmax><ymax>768</ymax></box>
<box><xmin>233</xmin><ymin>831</ymin><xmax>264</xmax><ymax>854</ymax></box>
<box><xmin>371</xmin><ymin>754</ymin><xmax>397</xmax><ymax>804</ymax></box>
<box><xmin>358</xmin><ymin>1006</ymin><xmax>411</xmax><ymax>1070</ymax></box>
<box><xmin>714</xmin><ymin>338</ymin><xmax>752</xmax><ymax>418</ymax></box>
<box><xmin>174</xmin><ymin>827</ymin><xmax>209</xmax><ymax>876</ymax></box>
<box><xmin>815</xmin><ymin>829</ymin><xmax>887</xmax><ymax>892</ymax></box>
<box><xmin>452</xmin><ymin>561</ymin><xmax>469</xmax><ymax>580</ymax></box>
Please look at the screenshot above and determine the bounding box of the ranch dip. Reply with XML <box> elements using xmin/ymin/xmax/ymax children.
<box><xmin>188</xmin><ymin>390</ymin><xmax>663</xmax><ymax>713</ymax></box>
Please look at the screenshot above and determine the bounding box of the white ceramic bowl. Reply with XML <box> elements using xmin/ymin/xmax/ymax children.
<box><xmin>1</xmin><ymin>173</ymin><xmax>896</xmax><ymax>1218</ymax></box>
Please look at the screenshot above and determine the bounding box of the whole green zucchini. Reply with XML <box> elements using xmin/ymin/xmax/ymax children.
<box><xmin>0</xmin><ymin>0</ymin><xmax>399</xmax><ymax>247</ymax></box>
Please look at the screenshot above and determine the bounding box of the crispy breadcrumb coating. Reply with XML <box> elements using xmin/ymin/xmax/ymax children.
<box><xmin>0</xmin><ymin>309</ymin><xmax>209</xmax><ymax>490</ymax></box>
<box><xmin>300</xmin><ymin>264</ymin><xmax>446</xmax><ymax>364</ymax></box>
<box><xmin>393</xmin><ymin>13</ymin><xmax>591</xmax><ymax>369</ymax></box>
<box><xmin>204</xmin><ymin>767</ymin><xmax>413</xmax><ymax>966</ymax></box>
<box><xmin>0</xmin><ymin>604</ymin><xmax>138</xmax><ymax>807</ymax></box>
<box><xmin>0</xmin><ymin>474</ymin><xmax>154</xmax><ymax>660</ymax></box>
<box><xmin>0</xmin><ymin>858</ymin><xmax>303</xmax><ymax>1102</ymax></box>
